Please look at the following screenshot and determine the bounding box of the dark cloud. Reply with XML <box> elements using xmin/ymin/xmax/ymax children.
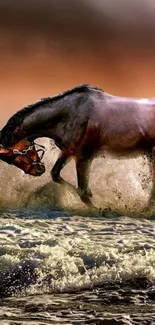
<box><xmin>0</xmin><ymin>0</ymin><xmax>112</xmax><ymax>41</ymax></box>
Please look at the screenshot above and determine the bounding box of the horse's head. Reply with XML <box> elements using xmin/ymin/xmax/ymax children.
<box><xmin>0</xmin><ymin>138</ymin><xmax>45</xmax><ymax>176</ymax></box>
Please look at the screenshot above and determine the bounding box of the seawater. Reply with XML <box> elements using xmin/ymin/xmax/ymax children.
<box><xmin>0</xmin><ymin>139</ymin><xmax>155</xmax><ymax>324</ymax></box>
<box><xmin>1</xmin><ymin>212</ymin><xmax>155</xmax><ymax>324</ymax></box>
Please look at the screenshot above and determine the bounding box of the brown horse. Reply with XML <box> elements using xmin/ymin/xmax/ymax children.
<box><xmin>1</xmin><ymin>84</ymin><xmax>155</xmax><ymax>207</ymax></box>
<box><xmin>0</xmin><ymin>138</ymin><xmax>45</xmax><ymax>176</ymax></box>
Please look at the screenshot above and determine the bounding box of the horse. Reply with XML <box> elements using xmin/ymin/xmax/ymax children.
<box><xmin>0</xmin><ymin>138</ymin><xmax>45</xmax><ymax>176</ymax></box>
<box><xmin>1</xmin><ymin>83</ymin><xmax>155</xmax><ymax>207</ymax></box>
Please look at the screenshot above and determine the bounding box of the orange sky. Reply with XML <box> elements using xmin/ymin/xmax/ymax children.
<box><xmin>1</xmin><ymin>0</ymin><xmax>155</xmax><ymax>127</ymax></box>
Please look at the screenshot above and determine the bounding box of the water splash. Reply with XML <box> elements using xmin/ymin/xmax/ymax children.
<box><xmin>0</xmin><ymin>138</ymin><xmax>154</xmax><ymax>215</ymax></box>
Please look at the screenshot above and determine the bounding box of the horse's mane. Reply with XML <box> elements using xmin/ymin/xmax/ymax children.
<box><xmin>0</xmin><ymin>84</ymin><xmax>103</xmax><ymax>146</ymax></box>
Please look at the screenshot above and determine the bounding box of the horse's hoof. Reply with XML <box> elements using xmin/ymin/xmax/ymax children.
<box><xmin>99</xmin><ymin>207</ymin><xmax>112</xmax><ymax>216</ymax></box>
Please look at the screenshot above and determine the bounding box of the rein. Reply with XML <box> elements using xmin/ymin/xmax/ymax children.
<box><xmin>33</xmin><ymin>141</ymin><xmax>46</xmax><ymax>161</ymax></box>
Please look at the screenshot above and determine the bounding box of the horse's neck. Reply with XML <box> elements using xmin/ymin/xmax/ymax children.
<box><xmin>21</xmin><ymin>101</ymin><xmax>64</xmax><ymax>137</ymax></box>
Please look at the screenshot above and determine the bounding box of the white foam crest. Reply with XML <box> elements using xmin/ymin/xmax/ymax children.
<box><xmin>0</xmin><ymin>215</ymin><xmax>155</xmax><ymax>295</ymax></box>
<box><xmin>0</xmin><ymin>254</ymin><xmax>20</xmax><ymax>270</ymax></box>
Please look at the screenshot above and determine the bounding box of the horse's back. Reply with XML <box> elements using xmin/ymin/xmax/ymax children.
<box><xmin>84</xmin><ymin>89</ymin><xmax>155</xmax><ymax>153</ymax></box>
<box><xmin>88</xmin><ymin>89</ymin><xmax>155</xmax><ymax>123</ymax></box>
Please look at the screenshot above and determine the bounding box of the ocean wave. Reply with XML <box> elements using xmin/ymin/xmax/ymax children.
<box><xmin>0</xmin><ymin>214</ymin><xmax>155</xmax><ymax>298</ymax></box>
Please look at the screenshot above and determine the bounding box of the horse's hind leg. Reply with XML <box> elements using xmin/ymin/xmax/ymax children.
<box><xmin>147</xmin><ymin>149</ymin><xmax>155</xmax><ymax>212</ymax></box>
<box><xmin>76</xmin><ymin>157</ymin><xmax>94</xmax><ymax>207</ymax></box>
<box><xmin>51</xmin><ymin>152</ymin><xmax>71</xmax><ymax>184</ymax></box>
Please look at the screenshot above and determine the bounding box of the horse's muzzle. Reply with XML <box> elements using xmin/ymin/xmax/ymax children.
<box><xmin>30</xmin><ymin>162</ymin><xmax>46</xmax><ymax>176</ymax></box>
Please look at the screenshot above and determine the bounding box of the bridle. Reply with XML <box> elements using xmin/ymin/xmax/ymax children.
<box><xmin>0</xmin><ymin>141</ymin><xmax>45</xmax><ymax>165</ymax></box>
<box><xmin>13</xmin><ymin>141</ymin><xmax>45</xmax><ymax>165</ymax></box>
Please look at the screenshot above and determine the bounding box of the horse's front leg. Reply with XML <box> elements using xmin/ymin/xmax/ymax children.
<box><xmin>51</xmin><ymin>152</ymin><xmax>71</xmax><ymax>184</ymax></box>
<box><xmin>76</xmin><ymin>157</ymin><xmax>93</xmax><ymax>207</ymax></box>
